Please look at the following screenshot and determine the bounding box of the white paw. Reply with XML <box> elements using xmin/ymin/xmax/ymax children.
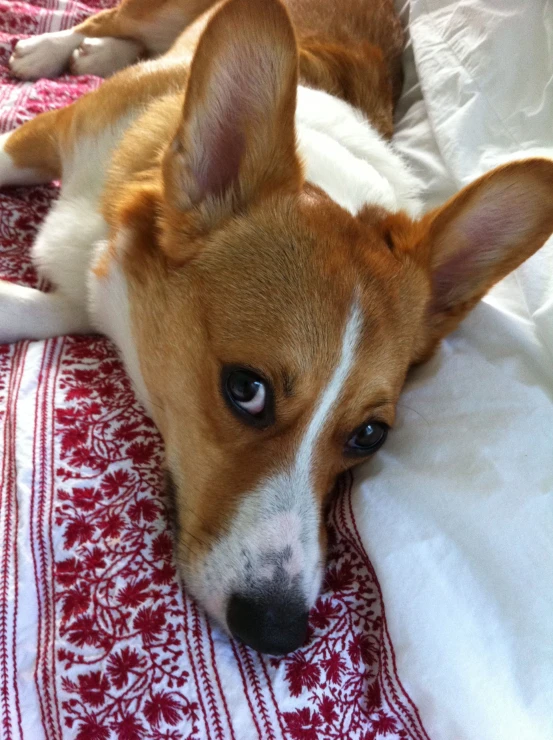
<box><xmin>70</xmin><ymin>37</ymin><xmax>142</xmax><ymax>78</ymax></box>
<box><xmin>0</xmin><ymin>280</ymin><xmax>31</xmax><ymax>343</ymax></box>
<box><xmin>0</xmin><ymin>280</ymin><xmax>91</xmax><ymax>343</ymax></box>
<box><xmin>9</xmin><ymin>30</ymin><xmax>84</xmax><ymax>80</ymax></box>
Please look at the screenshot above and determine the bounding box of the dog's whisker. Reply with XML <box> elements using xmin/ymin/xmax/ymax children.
<box><xmin>395</xmin><ymin>402</ymin><xmax>431</xmax><ymax>426</ymax></box>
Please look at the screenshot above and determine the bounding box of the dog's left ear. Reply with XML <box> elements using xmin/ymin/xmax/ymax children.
<box><xmin>418</xmin><ymin>158</ymin><xmax>553</xmax><ymax>340</ymax></box>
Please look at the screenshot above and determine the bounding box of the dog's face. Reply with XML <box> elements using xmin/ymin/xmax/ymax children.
<box><xmin>151</xmin><ymin>192</ymin><xmax>430</xmax><ymax>654</ymax></box>
<box><xmin>119</xmin><ymin>0</ymin><xmax>553</xmax><ymax>653</ymax></box>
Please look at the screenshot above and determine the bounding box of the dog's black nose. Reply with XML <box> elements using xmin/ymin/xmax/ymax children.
<box><xmin>227</xmin><ymin>591</ymin><xmax>309</xmax><ymax>655</ymax></box>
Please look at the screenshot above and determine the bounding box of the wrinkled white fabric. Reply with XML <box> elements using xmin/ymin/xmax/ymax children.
<box><xmin>355</xmin><ymin>2</ymin><xmax>553</xmax><ymax>738</ymax></box>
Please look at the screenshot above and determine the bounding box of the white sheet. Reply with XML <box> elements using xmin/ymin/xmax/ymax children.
<box><xmin>355</xmin><ymin>2</ymin><xmax>553</xmax><ymax>738</ymax></box>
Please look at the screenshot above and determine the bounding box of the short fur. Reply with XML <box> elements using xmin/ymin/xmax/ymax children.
<box><xmin>2</xmin><ymin>0</ymin><xmax>553</xmax><ymax>654</ymax></box>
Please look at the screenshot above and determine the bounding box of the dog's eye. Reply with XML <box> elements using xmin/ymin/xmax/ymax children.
<box><xmin>223</xmin><ymin>367</ymin><xmax>274</xmax><ymax>427</ymax></box>
<box><xmin>228</xmin><ymin>371</ymin><xmax>265</xmax><ymax>412</ymax></box>
<box><xmin>345</xmin><ymin>421</ymin><xmax>388</xmax><ymax>457</ymax></box>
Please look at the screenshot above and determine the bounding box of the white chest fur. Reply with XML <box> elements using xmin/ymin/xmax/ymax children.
<box><xmin>88</xmin><ymin>235</ymin><xmax>153</xmax><ymax>415</ymax></box>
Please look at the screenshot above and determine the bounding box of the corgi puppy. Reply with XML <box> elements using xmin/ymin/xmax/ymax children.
<box><xmin>1</xmin><ymin>0</ymin><xmax>553</xmax><ymax>655</ymax></box>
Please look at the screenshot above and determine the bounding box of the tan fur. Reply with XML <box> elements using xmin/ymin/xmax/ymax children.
<box><xmin>116</xmin><ymin>183</ymin><xmax>418</xmax><ymax>551</ymax></box>
<box><xmin>74</xmin><ymin>0</ymin><xmax>402</xmax><ymax>136</ymax></box>
<box><xmin>4</xmin><ymin>109</ymin><xmax>63</xmax><ymax>179</ymax></box>
<box><xmin>381</xmin><ymin>159</ymin><xmax>553</xmax><ymax>360</ymax></box>
<box><xmin>4</xmin><ymin>0</ymin><xmax>553</xmax><ymax>622</ymax></box>
<box><xmin>7</xmin><ymin>0</ymin><xmax>402</xmax><ymax>175</ymax></box>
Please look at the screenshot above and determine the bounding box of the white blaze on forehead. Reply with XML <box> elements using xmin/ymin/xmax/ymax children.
<box><xmin>294</xmin><ymin>299</ymin><xmax>364</xmax><ymax>488</ymax></box>
<box><xmin>240</xmin><ymin>299</ymin><xmax>365</xmax><ymax>595</ymax></box>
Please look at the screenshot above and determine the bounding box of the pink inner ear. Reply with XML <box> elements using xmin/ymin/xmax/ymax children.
<box><xmin>461</xmin><ymin>209</ymin><xmax>504</xmax><ymax>250</ymax></box>
<box><xmin>193</xmin><ymin>110</ymin><xmax>245</xmax><ymax>201</ymax></box>
<box><xmin>459</xmin><ymin>193</ymin><xmax>531</xmax><ymax>251</ymax></box>
<box><xmin>186</xmin><ymin>45</ymin><xmax>271</xmax><ymax>202</ymax></box>
<box><xmin>431</xmin><ymin>248</ymin><xmax>482</xmax><ymax>312</ymax></box>
<box><xmin>432</xmin><ymin>183</ymin><xmax>537</xmax><ymax>311</ymax></box>
<box><xmin>185</xmin><ymin>34</ymin><xmax>291</xmax><ymax>203</ymax></box>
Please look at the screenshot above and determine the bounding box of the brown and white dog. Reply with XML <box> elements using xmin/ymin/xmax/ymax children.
<box><xmin>1</xmin><ymin>0</ymin><xmax>553</xmax><ymax>655</ymax></box>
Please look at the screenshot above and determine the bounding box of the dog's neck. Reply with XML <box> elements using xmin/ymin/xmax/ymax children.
<box><xmin>296</xmin><ymin>86</ymin><xmax>422</xmax><ymax>219</ymax></box>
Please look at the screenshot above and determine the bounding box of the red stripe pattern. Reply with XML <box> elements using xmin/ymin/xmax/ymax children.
<box><xmin>0</xmin><ymin>3</ymin><xmax>429</xmax><ymax>739</ymax></box>
<box><xmin>0</xmin><ymin>340</ymin><xmax>26</xmax><ymax>740</ymax></box>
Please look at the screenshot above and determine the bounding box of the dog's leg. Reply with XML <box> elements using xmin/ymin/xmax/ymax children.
<box><xmin>9</xmin><ymin>0</ymin><xmax>218</xmax><ymax>80</ymax></box>
<box><xmin>9</xmin><ymin>29</ymin><xmax>85</xmax><ymax>80</ymax></box>
<box><xmin>9</xmin><ymin>7</ymin><xmax>139</xmax><ymax>80</ymax></box>
<box><xmin>1</xmin><ymin>114</ymin><xmax>98</xmax><ymax>343</ymax></box>
<box><xmin>0</xmin><ymin>112</ymin><xmax>62</xmax><ymax>186</ymax></box>
<box><xmin>9</xmin><ymin>27</ymin><xmax>142</xmax><ymax>81</ymax></box>
<box><xmin>0</xmin><ymin>281</ymin><xmax>91</xmax><ymax>344</ymax></box>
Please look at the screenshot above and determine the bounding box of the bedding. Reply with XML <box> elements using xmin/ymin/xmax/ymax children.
<box><xmin>0</xmin><ymin>1</ymin><xmax>551</xmax><ymax>739</ymax></box>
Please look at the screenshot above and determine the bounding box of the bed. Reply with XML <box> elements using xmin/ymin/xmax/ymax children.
<box><xmin>1</xmin><ymin>1</ymin><xmax>551</xmax><ymax>739</ymax></box>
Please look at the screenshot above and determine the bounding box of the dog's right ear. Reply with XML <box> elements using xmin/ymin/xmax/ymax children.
<box><xmin>408</xmin><ymin>158</ymin><xmax>553</xmax><ymax>352</ymax></box>
<box><xmin>161</xmin><ymin>0</ymin><xmax>301</xmax><ymax>261</ymax></box>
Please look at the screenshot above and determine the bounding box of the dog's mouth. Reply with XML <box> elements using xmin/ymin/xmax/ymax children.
<box><xmin>163</xmin><ymin>469</ymin><xmax>179</xmax><ymax>536</ymax></box>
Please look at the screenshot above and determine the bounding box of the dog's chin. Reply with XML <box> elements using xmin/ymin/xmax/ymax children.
<box><xmin>161</xmin><ymin>470</ymin><xmax>230</xmax><ymax>635</ymax></box>
<box><xmin>175</xmin><ymin>550</ymin><xmax>228</xmax><ymax>626</ymax></box>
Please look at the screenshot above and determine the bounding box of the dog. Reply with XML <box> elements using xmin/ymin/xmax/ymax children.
<box><xmin>1</xmin><ymin>0</ymin><xmax>553</xmax><ymax>655</ymax></box>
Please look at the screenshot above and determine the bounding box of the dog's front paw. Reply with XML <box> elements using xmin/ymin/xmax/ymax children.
<box><xmin>70</xmin><ymin>37</ymin><xmax>142</xmax><ymax>78</ymax></box>
<box><xmin>0</xmin><ymin>279</ymin><xmax>27</xmax><ymax>344</ymax></box>
<box><xmin>9</xmin><ymin>30</ymin><xmax>83</xmax><ymax>80</ymax></box>
<box><xmin>0</xmin><ymin>280</ymin><xmax>91</xmax><ymax>343</ymax></box>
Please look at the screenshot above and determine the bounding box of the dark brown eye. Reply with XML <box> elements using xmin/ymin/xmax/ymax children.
<box><xmin>222</xmin><ymin>367</ymin><xmax>274</xmax><ymax>427</ymax></box>
<box><xmin>345</xmin><ymin>421</ymin><xmax>388</xmax><ymax>457</ymax></box>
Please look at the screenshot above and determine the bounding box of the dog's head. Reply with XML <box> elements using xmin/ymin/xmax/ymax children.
<box><xmin>119</xmin><ymin>0</ymin><xmax>553</xmax><ymax>653</ymax></box>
